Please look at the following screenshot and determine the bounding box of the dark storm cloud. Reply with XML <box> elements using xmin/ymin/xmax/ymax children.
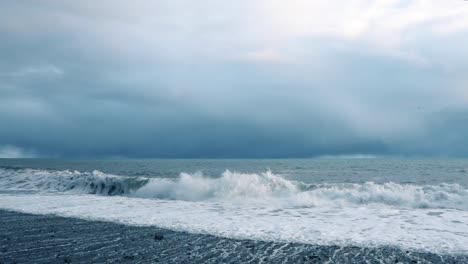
<box><xmin>1</xmin><ymin>1</ymin><xmax>468</xmax><ymax>158</ymax></box>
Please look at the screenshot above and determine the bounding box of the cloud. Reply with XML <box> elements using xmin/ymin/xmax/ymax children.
<box><xmin>7</xmin><ymin>65</ymin><xmax>64</xmax><ymax>78</ymax></box>
<box><xmin>0</xmin><ymin>145</ymin><xmax>37</xmax><ymax>159</ymax></box>
<box><xmin>1</xmin><ymin>1</ymin><xmax>467</xmax><ymax>65</ymax></box>
<box><xmin>243</xmin><ymin>49</ymin><xmax>290</xmax><ymax>63</ymax></box>
<box><xmin>0</xmin><ymin>1</ymin><xmax>467</xmax><ymax>158</ymax></box>
<box><xmin>254</xmin><ymin>1</ymin><xmax>468</xmax><ymax>45</ymax></box>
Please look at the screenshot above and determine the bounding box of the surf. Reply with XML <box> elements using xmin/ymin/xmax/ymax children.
<box><xmin>1</xmin><ymin>167</ymin><xmax>467</xmax><ymax>210</ymax></box>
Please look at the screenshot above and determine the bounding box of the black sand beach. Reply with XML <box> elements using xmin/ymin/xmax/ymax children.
<box><xmin>0</xmin><ymin>210</ymin><xmax>466</xmax><ymax>264</ymax></box>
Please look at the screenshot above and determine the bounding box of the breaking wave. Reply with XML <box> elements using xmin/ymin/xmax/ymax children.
<box><xmin>1</xmin><ymin>167</ymin><xmax>467</xmax><ymax>209</ymax></box>
<box><xmin>0</xmin><ymin>167</ymin><xmax>148</xmax><ymax>195</ymax></box>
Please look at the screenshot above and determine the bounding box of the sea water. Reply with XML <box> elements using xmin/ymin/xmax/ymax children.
<box><xmin>0</xmin><ymin>159</ymin><xmax>467</xmax><ymax>255</ymax></box>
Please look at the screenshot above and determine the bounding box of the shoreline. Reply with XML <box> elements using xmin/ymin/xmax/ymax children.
<box><xmin>1</xmin><ymin>210</ymin><xmax>467</xmax><ymax>263</ymax></box>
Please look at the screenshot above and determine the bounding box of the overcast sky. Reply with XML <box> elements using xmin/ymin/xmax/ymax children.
<box><xmin>1</xmin><ymin>0</ymin><xmax>468</xmax><ymax>158</ymax></box>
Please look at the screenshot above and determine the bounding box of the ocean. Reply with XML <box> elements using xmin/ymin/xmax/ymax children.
<box><xmin>1</xmin><ymin>158</ymin><xmax>467</xmax><ymax>263</ymax></box>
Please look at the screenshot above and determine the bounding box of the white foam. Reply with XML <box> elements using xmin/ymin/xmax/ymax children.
<box><xmin>1</xmin><ymin>167</ymin><xmax>468</xmax><ymax>253</ymax></box>
<box><xmin>2</xmin><ymin>168</ymin><xmax>467</xmax><ymax>210</ymax></box>
<box><xmin>134</xmin><ymin>170</ymin><xmax>300</xmax><ymax>201</ymax></box>
<box><xmin>0</xmin><ymin>193</ymin><xmax>467</xmax><ymax>254</ymax></box>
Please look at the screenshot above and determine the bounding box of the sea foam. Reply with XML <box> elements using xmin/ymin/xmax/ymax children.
<box><xmin>1</xmin><ymin>167</ymin><xmax>467</xmax><ymax>210</ymax></box>
<box><xmin>1</xmin><ymin>167</ymin><xmax>468</xmax><ymax>254</ymax></box>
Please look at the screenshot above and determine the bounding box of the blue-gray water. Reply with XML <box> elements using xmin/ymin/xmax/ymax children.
<box><xmin>1</xmin><ymin>158</ymin><xmax>468</xmax><ymax>263</ymax></box>
<box><xmin>2</xmin><ymin>158</ymin><xmax>467</xmax><ymax>185</ymax></box>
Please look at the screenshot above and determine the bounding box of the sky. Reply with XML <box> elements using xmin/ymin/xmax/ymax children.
<box><xmin>1</xmin><ymin>0</ymin><xmax>468</xmax><ymax>158</ymax></box>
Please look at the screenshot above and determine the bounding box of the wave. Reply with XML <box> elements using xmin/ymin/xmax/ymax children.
<box><xmin>133</xmin><ymin>170</ymin><xmax>302</xmax><ymax>201</ymax></box>
<box><xmin>290</xmin><ymin>182</ymin><xmax>468</xmax><ymax>209</ymax></box>
<box><xmin>0</xmin><ymin>167</ymin><xmax>467</xmax><ymax>209</ymax></box>
<box><xmin>0</xmin><ymin>168</ymin><xmax>148</xmax><ymax>195</ymax></box>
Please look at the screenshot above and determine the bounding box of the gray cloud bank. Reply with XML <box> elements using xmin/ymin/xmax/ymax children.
<box><xmin>1</xmin><ymin>1</ymin><xmax>468</xmax><ymax>158</ymax></box>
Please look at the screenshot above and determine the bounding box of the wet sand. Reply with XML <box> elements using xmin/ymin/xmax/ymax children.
<box><xmin>0</xmin><ymin>210</ymin><xmax>466</xmax><ymax>264</ymax></box>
